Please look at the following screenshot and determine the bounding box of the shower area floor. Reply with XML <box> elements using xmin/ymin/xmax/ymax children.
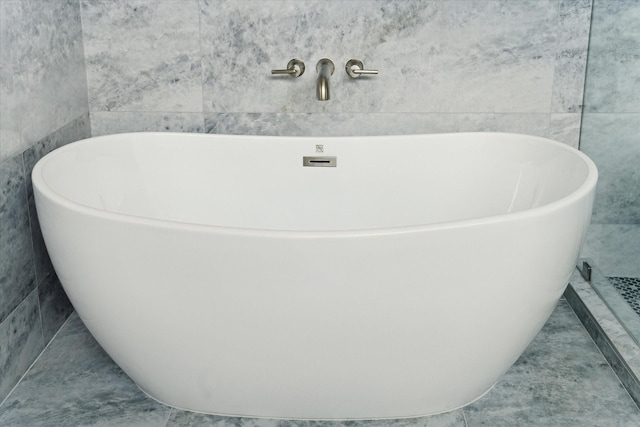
<box><xmin>609</xmin><ymin>277</ymin><xmax>640</xmax><ymax>317</ymax></box>
<box><xmin>1</xmin><ymin>287</ymin><xmax>640</xmax><ymax>426</ymax></box>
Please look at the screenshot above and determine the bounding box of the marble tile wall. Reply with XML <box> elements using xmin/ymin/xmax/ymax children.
<box><xmin>82</xmin><ymin>0</ymin><xmax>593</xmax><ymax>148</ymax></box>
<box><xmin>578</xmin><ymin>0</ymin><xmax>640</xmax><ymax>276</ymax></box>
<box><xmin>0</xmin><ymin>0</ymin><xmax>91</xmax><ymax>402</ymax></box>
<box><xmin>0</xmin><ymin>0</ymin><xmax>89</xmax><ymax>161</ymax></box>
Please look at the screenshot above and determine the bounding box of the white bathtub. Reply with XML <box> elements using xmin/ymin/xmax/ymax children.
<box><xmin>32</xmin><ymin>132</ymin><xmax>597</xmax><ymax>420</ymax></box>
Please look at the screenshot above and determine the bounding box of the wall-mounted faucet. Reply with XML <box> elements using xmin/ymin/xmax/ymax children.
<box><xmin>271</xmin><ymin>57</ymin><xmax>376</xmax><ymax>101</ymax></box>
<box><xmin>316</xmin><ymin>58</ymin><xmax>335</xmax><ymax>101</ymax></box>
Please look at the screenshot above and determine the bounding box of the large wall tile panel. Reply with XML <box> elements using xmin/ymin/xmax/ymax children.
<box><xmin>580</xmin><ymin>113</ymin><xmax>640</xmax><ymax>225</ymax></box>
<box><xmin>551</xmin><ymin>0</ymin><xmax>592</xmax><ymax>113</ymax></box>
<box><xmin>199</xmin><ymin>0</ymin><xmax>559</xmax><ymax>114</ymax></box>
<box><xmin>582</xmin><ymin>0</ymin><xmax>640</xmax><ymax>113</ymax></box>
<box><xmin>0</xmin><ymin>155</ymin><xmax>35</xmax><ymax>324</ymax></box>
<box><xmin>0</xmin><ymin>0</ymin><xmax>89</xmax><ymax>161</ymax></box>
<box><xmin>85</xmin><ymin>0</ymin><xmax>592</xmax><ymax>146</ymax></box>
<box><xmin>82</xmin><ymin>0</ymin><xmax>202</xmax><ymax>113</ymax></box>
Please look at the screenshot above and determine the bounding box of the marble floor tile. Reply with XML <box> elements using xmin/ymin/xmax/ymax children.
<box><xmin>1</xmin><ymin>299</ymin><xmax>639</xmax><ymax>426</ymax></box>
<box><xmin>0</xmin><ymin>314</ymin><xmax>171</xmax><ymax>426</ymax></box>
<box><xmin>567</xmin><ymin>267</ymin><xmax>640</xmax><ymax>406</ymax></box>
<box><xmin>0</xmin><ymin>290</ymin><xmax>43</xmax><ymax>402</ymax></box>
<box><xmin>464</xmin><ymin>300</ymin><xmax>640</xmax><ymax>426</ymax></box>
<box><xmin>165</xmin><ymin>408</ymin><xmax>465</xmax><ymax>427</ymax></box>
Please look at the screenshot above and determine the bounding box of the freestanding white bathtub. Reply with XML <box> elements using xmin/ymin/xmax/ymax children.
<box><xmin>32</xmin><ymin>132</ymin><xmax>597</xmax><ymax>420</ymax></box>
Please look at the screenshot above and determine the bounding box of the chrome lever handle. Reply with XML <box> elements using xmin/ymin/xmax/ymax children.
<box><xmin>271</xmin><ymin>58</ymin><xmax>305</xmax><ymax>77</ymax></box>
<box><xmin>345</xmin><ymin>59</ymin><xmax>378</xmax><ymax>78</ymax></box>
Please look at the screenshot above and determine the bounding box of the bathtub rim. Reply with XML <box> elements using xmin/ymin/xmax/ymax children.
<box><xmin>32</xmin><ymin>131</ymin><xmax>598</xmax><ymax>238</ymax></box>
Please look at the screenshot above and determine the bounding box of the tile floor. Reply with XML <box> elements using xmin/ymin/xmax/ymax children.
<box><xmin>0</xmin><ymin>300</ymin><xmax>639</xmax><ymax>426</ymax></box>
<box><xmin>567</xmin><ymin>266</ymin><xmax>640</xmax><ymax>408</ymax></box>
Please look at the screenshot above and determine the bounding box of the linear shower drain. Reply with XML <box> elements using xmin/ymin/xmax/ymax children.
<box><xmin>608</xmin><ymin>276</ymin><xmax>640</xmax><ymax>317</ymax></box>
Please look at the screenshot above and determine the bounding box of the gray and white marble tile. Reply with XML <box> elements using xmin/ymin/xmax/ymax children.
<box><xmin>581</xmin><ymin>224</ymin><xmax>640</xmax><ymax>278</ymax></box>
<box><xmin>567</xmin><ymin>267</ymin><xmax>640</xmax><ymax>407</ymax></box>
<box><xmin>570</xmin><ymin>269</ymin><xmax>640</xmax><ymax>367</ymax></box>
<box><xmin>550</xmin><ymin>0</ymin><xmax>592</xmax><ymax>113</ymax></box>
<box><xmin>35</xmin><ymin>112</ymin><xmax>92</xmax><ymax>150</ymax></box>
<box><xmin>37</xmin><ymin>272</ymin><xmax>72</xmax><ymax>345</ymax></box>
<box><xmin>0</xmin><ymin>290</ymin><xmax>44</xmax><ymax>403</ymax></box>
<box><xmin>579</xmin><ymin>113</ymin><xmax>640</xmax><ymax>224</ymax></box>
<box><xmin>3</xmin><ymin>296</ymin><xmax>639</xmax><ymax>425</ymax></box>
<box><xmin>90</xmin><ymin>111</ymin><xmax>204</xmax><ymax>136</ymax></box>
<box><xmin>166</xmin><ymin>410</ymin><xmax>466</xmax><ymax>427</ymax></box>
<box><xmin>0</xmin><ymin>313</ymin><xmax>171</xmax><ymax>426</ymax></box>
<box><xmin>205</xmin><ymin>113</ymin><xmax>550</xmax><ymax>138</ymax></box>
<box><xmin>583</xmin><ymin>0</ymin><xmax>640</xmax><ymax>113</ymax></box>
<box><xmin>82</xmin><ymin>0</ymin><xmax>203</xmax><ymax>113</ymax></box>
<box><xmin>22</xmin><ymin>114</ymin><xmax>91</xmax><ymax>288</ymax></box>
<box><xmin>452</xmin><ymin>114</ymin><xmax>550</xmax><ymax>138</ymax></box>
<box><xmin>200</xmin><ymin>0</ymin><xmax>560</xmax><ymax>114</ymax></box>
<box><xmin>0</xmin><ymin>0</ymin><xmax>89</xmax><ymax>161</ymax></box>
<box><xmin>573</xmin><ymin>260</ymin><xmax>640</xmax><ymax>349</ymax></box>
<box><xmin>549</xmin><ymin>113</ymin><xmax>581</xmax><ymax>148</ymax></box>
<box><xmin>0</xmin><ymin>155</ymin><xmax>36</xmax><ymax>323</ymax></box>
<box><xmin>464</xmin><ymin>300</ymin><xmax>640</xmax><ymax>426</ymax></box>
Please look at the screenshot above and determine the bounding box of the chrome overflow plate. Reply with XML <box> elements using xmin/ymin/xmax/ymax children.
<box><xmin>303</xmin><ymin>156</ymin><xmax>337</xmax><ymax>167</ymax></box>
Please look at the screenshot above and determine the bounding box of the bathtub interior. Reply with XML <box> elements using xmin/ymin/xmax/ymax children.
<box><xmin>37</xmin><ymin>132</ymin><xmax>591</xmax><ymax>231</ymax></box>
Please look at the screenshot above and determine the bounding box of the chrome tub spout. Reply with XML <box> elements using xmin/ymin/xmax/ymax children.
<box><xmin>316</xmin><ymin>58</ymin><xmax>335</xmax><ymax>101</ymax></box>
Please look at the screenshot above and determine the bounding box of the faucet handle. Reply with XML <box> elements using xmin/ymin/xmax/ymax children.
<box><xmin>271</xmin><ymin>58</ymin><xmax>305</xmax><ymax>77</ymax></box>
<box><xmin>345</xmin><ymin>59</ymin><xmax>378</xmax><ymax>78</ymax></box>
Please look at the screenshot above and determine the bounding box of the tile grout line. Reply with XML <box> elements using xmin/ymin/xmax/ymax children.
<box><xmin>461</xmin><ymin>406</ymin><xmax>470</xmax><ymax>427</ymax></box>
<box><xmin>0</xmin><ymin>311</ymin><xmax>76</xmax><ymax>408</ymax></box>
<box><xmin>162</xmin><ymin>407</ymin><xmax>175</xmax><ymax>427</ymax></box>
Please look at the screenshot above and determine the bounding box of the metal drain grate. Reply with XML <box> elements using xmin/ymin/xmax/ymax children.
<box><xmin>608</xmin><ymin>277</ymin><xmax>640</xmax><ymax>317</ymax></box>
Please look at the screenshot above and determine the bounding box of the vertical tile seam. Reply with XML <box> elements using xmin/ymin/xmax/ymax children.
<box><xmin>77</xmin><ymin>0</ymin><xmax>92</xmax><ymax>129</ymax></box>
<box><xmin>547</xmin><ymin>0</ymin><xmax>562</xmax><ymax>120</ymax></box>
<box><xmin>577</xmin><ymin>0</ymin><xmax>595</xmax><ymax>150</ymax></box>
<box><xmin>197</xmin><ymin>0</ymin><xmax>206</xmax><ymax>131</ymax></box>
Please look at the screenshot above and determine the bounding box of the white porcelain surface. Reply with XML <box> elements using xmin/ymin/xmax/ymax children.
<box><xmin>31</xmin><ymin>132</ymin><xmax>597</xmax><ymax>419</ymax></box>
